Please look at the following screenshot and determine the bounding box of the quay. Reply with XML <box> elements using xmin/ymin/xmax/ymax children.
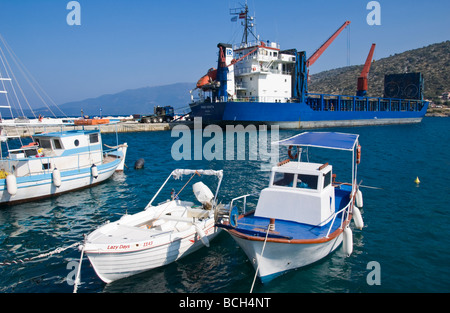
<box><xmin>0</xmin><ymin>121</ymin><xmax>183</xmax><ymax>137</ymax></box>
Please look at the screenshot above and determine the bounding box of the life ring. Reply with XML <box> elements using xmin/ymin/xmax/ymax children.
<box><xmin>288</xmin><ymin>145</ymin><xmax>298</xmax><ymax>160</ymax></box>
<box><xmin>356</xmin><ymin>145</ymin><xmax>361</xmax><ymax>164</ymax></box>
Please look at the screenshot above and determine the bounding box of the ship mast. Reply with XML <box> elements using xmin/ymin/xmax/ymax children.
<box><xmin>230</xmin><ymin>3</ymin><xmax>258</xmax><ymax>46</ymax></box>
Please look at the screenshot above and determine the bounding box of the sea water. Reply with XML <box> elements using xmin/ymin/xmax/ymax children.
<box><xmin>0</xmin><ymin>117</ymin><xmax>449</xmax><ymax>293</ymax></box>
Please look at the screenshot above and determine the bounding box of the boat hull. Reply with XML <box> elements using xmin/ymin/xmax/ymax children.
<box><xmin>190</xmin><ymin>100</ymin><xmax>427</xmax><ymax>129</ymax></box>
<box><xmin>229</xmin><ymin>230</ymin><xmax>343</xmax><ymax>283</ymax></box>
<box><xmin>0</xmin><ymin>158</ymin><xmax>121</xmax><ymax>205</ymax></box>
<box><xmin>85</xmin><ymin>223</ymin><xmax>221</xmax><ymax>283</ymax></box>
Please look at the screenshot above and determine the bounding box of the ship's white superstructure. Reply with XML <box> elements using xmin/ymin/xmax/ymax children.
<box><xmin>232</xmin><ymin>41</ymin><xmax>295</xmax><ymax>103</ymax></box>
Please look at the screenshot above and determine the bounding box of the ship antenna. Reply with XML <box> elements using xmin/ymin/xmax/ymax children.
<box><xmin>230</xmin><ymin>2</ymin><xmax>258</xmax><ymax>46</ymax></box>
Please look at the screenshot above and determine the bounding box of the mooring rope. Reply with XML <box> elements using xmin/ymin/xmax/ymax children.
<box><xmin>0</xmin><ymin>241</ymin><xmax>81</xmax><ymax>266</ymax></box>
<box><xmin>73</xmin><ymin>245</ymin><xmax>85</xmax><ymax>293</ymax></box>
<box><xmin>249</xmin><ymin>221</ymin><xmax>274</xmax><ymax>293</ymax></box>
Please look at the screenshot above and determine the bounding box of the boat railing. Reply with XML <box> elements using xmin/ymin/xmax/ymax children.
<box><xmin>325</xmin><ymin>199</ymin><xmax>352</xmax><ymax>238</ymax></box>
<box><xmin>0</xmin><ymin>146</ymin><xmax>120</xmax><ymax>177</ymax></box>
<box><xmin>226</xmin><ymin>192</ymin><xmax>259</xmax><ymax>226</ymax></box>
<box><xmin>229</xmin><ymin>192</ymin><xmax>258</xmax><ymax>214</ymax></box>
<box><xmin>233</xmin><ymin>40</ymin><xmax>280</xmax><ymax>51</ymax></box>
<box><xmin>306</xmin><ymin>93</ymin><xmax>427</xmax><ymax>113</ymax></box>
<box><xmin>234</xmin><ymin>66</ymin><xmax>291</xmax><ymax>76</ymax></box>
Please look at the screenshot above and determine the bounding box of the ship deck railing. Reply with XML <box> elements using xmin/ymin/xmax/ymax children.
<box><xmin>305</xmin><ymin>93</ymin><xmax>427</xmax><ymax>112</ymax></box>
<box><xmin>192</xmin><ymin>93</ymin><xmax>427</xmax><ymax>113</ymax></box>
<box><xmin>235</xmin><ymin>66</ymin><xmax>292</xmax><ymax>76</ymax></box>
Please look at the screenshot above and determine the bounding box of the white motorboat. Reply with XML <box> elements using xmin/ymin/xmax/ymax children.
<box><xmin>216</xmin><ymin>132</ymin><xmax>364</xmax><ymax>283</ymax></box>
<box><xmin>82</xmin><ymin>169</ymin><xmax>224</xmax><ymax>283</ymax></box>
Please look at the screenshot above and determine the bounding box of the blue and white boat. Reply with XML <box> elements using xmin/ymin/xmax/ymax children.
<box><xmin>189</xmin><ymin>4</ymin><xmax>428</xmax><ymax>129</ymax></box>
<box><xmin>215</xmin><ymin>132</ymin><xmax>364</xmax><ymax>283</ymax></box>
<box><xmin>0</xmin><ymin>36</ymin><xmax>127</xmax><ymax>206</ymax></box>
<box><xmin>0</xmin><ymin>127</ymin><xmax>127</xmax><ymax>206</ymax></box>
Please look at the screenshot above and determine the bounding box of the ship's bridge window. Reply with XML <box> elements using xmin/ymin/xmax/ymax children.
<box><xmin>296</xmin><ymin>174</ymin><xmax>318</xmax><ymax>190</ymax></box>
<box><xmin>273</xmin><ymin>172</ymin><xmax>295</xmax><ymax>187</ymax></box>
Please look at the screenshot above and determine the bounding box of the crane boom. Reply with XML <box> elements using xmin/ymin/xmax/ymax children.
<box><xmin>360</xmin><ymin>43</ymin><xmax>376</xmax><ymax>77</ymax></box>
<box><xmin>357</xmin><ymin>43</ymin><xmax>376</xmax><ymax>96</ymax></box>
<box><xmin>306</xmin><ymin>21</ymin><xmax>351</xmax><ymax>68</ymax></box>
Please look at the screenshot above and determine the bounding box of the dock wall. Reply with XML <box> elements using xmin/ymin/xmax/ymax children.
<box><xmin>1</xmin><ymin>122</ymin><xmax>172</xmax><ymax>137</ymax></box>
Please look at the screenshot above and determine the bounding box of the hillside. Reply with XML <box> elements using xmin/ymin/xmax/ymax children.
<box><xmin>308</xmin><ymin>40</ymin><xmax>450</xmax><ymax>101</ymax></box>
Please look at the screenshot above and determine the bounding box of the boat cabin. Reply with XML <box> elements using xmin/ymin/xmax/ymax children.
<box><xmin>5</xmin><ymin>129</ymin><xmax>103</xmax><ymax>177</ymax></box>
<box><xmin>254</xmin><ymin>161</ymin><xmax>335</xmax><ymax>226</ymax></box>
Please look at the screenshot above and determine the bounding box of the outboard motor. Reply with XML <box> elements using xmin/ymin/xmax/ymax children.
<box><xmin>192</xmin><ymin>182</ymin><xmax>214</xmax><ymax>210</ymax></box>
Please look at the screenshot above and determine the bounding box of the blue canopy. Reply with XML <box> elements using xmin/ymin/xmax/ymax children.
<box><xmin>273</xmin><ymin>132</ymin><xmax>359</xmax><ymax>151</ymax></box>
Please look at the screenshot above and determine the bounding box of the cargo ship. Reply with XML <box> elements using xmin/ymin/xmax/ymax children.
<box><xmin>189</xmin><ymin>4</ymin><xmax>428</xmax><ymax>129</ymax></box>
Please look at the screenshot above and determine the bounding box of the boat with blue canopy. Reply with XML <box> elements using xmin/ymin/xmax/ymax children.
<box><xmin>215</xmin><ymin>132</ymin><xmax>365</xmax><ymax>284</ymax></box>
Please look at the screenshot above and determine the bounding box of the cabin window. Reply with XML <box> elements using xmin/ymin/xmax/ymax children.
<box><xmin>40</xmin><ymin>139</ymin><xmax>52</xmax><ymax>149</ymax></box>
<box><xmin>296</xmin><ymin>174</ymin><xmax>318</xmax><ymax>190</ymax></box>
<box><xmin>89</xmin><ymin>133</ymin><xmax>99</xmax><ymax>144</ymax></box>
<box><xmin>42</xmin><ymin>163</ymin><xmax>51</xmax><ymax>170</ymax></box>
<box><xmin>53</xmin><ymin>139</ymin><xmax>63</xmax><ymax>149</ymax></box>
<box><xmin>74</xmin><ymin>139</ymin><xmax>80</xmax><ymax>147</ymax></box>
<box><xmin>323</xmin><ymin>171</ymin><xmax>332</xmax><ymax>188</ymax></box>
<box><xmin>273</xmin><ymin>172</ymin><xmax>295</xmax><ymax>187</ymax></box>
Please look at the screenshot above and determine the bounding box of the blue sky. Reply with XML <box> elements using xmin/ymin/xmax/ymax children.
<box><xmin>0</xmin><ymin>0</ymin><xmax>449</xmax><ymax>105</ymax></box>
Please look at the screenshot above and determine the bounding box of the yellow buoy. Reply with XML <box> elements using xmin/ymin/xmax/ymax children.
<box><xmin>414</xmin><ymin>177</ymin><xmax>420</xmax><ymax>184</ymax></box>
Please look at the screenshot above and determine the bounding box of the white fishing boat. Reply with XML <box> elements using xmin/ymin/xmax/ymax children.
<box><xmin>0</xmin><ymin>35</ymin><xmax>127</xmax><ymax>205</ymax></box>
<box><xmin>215</xmin><ymin>132</ymin><xmax>364</xmax><ymax>283</ymax></box>
<box><xmin>0</xmin><ymin>127</ymin><xmax>127</xmax><ymax>205</ymax></box>
<box><xmin>82</xmin><ymin>169</ymin><xmax>224</xmax><ymax>284</ymax></box>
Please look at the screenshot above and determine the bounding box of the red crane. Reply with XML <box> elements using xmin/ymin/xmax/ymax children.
<box><xmin>357</xmin><ymin>43</ymin><xmax>376</xmax><ymax>96</ymax></box>
<box><xmin>306</xmin><ymin>21</ymin><xmax>351</xmax><ymax>68</ymax></box>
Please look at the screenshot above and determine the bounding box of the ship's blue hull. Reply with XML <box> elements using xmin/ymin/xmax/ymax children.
<box><xmin>190</xmin><ymin>98</ymin><xmax>428</xmax><ymax>129</ymax></box>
